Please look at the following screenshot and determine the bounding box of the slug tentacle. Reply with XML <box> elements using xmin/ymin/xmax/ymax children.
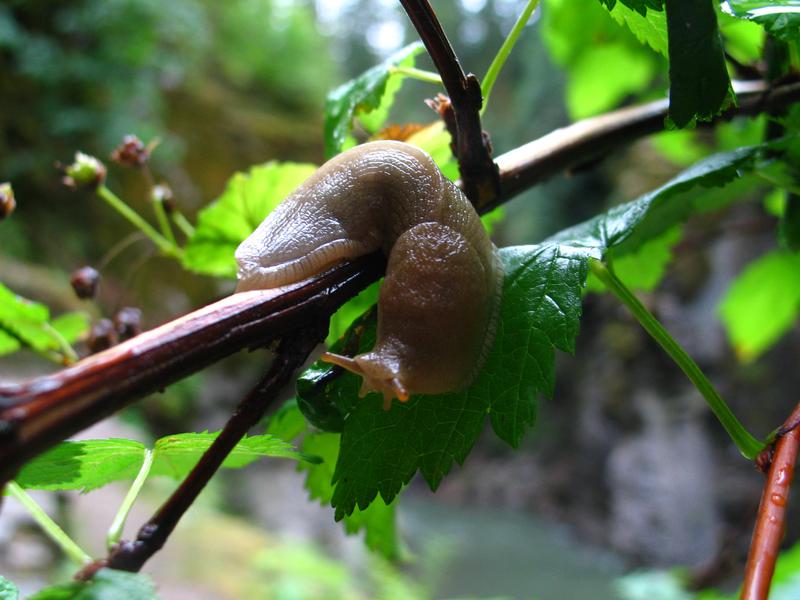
<box><xmin>235</xmin><ymin>140</ymin><xmax>503</xmax><ymax>407</ymax></box>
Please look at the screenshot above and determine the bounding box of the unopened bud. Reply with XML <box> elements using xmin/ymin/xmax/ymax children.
<box><xmin>151</xmin><ymin>183</ymin><xmax>175</xmax><ymax>212</ymax></box>
<box><xmin>111</xmin><ymin>135</ymin><xmax>150</xmax><ymax>167</ymax></box>
<box><xmin>70</xmin><ymin>266</ymin><xmax>100</xmax><ymax>299</ymax></box>
<box><xmin>113</xmin><ymin>307</ymin><xmax>142</xmax><ymax>342</ymax></box>
<box><xmin>62</xmin><ymin>152</ymin><xmax>107</xmax><ymax>190</ymax></box>
<box><xmin>0</xmin><ymin>183</ymin><xmax>15</xmax><ymax>220</ymax></box>
<box><xmin>87</xmin><ymin>319</ymin><xmax>117</xmax><ymax>354</ymax></box>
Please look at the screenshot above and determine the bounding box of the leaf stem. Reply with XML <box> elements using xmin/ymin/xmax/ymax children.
<box><xmin>152</xmin><ymin>199</ymin><xmax>178</xmax><ymax>248</ymax></box>
<box><xmin>41</xmin><ymin>322</ymin><xmax>79</xmax><ymax>365</ymax></box>
<box><xmin>589</xmin><ymin>259</ymin><xmax>765</xmax><ymax>459</ymax></box>
<box><xmin>96</xmin><ymin>185</ymin><xmax>181</xmax><ymax>258</ymax></box>
<box><xmin>481</xmin><ymin>0</ymin><xmax>540</xmax><ymax>116</ymax></box>
<box><xmin>171</xmin><ymin>211</ymin><xmax>195</xmax><ymax>238</ymax></box>
<box><xmin>107</xmin><ymin>448</ymin><xmax>154</xmax><ymax>550</ymax></box>
<box><xmin>7</xmin><ymin>481</ymin><xmax>92</xmax><ymax>565</ymax></box>
<box><xmin>387</xmin><ymin>65</ymin><xmax>443</xmax><ymax>85</ymax></box>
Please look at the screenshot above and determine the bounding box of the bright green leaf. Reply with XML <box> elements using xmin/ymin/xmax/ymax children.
<box><xmin>15</xmin><ymin>439</ymin><xmax>146</xmax><ymax>493</ymax></box>
<box><xmin>722</xmin><ymin>0</ymin><xmax>800</xmax><ymax>43</ymax></box>
<box><xmin>0</xmin><ymin>329</ymin><xmax>21</xmax><ymax>356</ymax></box>
<box><xmin>324</xmin><ymin>42</ymin><xmax>424</xmax><ymax>158</ymax></box>
<box><xmin>15</xmin><ymin>432</ymin><xmax>314</xmax><ymax>493</ymax></box>
<box><xmin>718</xmin><ymin>250</ymin><xmax>800</xmax><ymax>362</ymax></box>
<box><xmin>149</xmin><ymin>431</ymin><xmax>317</xmax><ymax>480</ymax></box>
<box><xmin>300</xmin><ymin>432</ymin><xmax>401</xmax><ymax>559</ymax></box>
<box><xmin>606</xmin><ymin>1</ymin><xmax>669</xmax><ymax>56</ymax></box>
<box><xmin>28</xmin><ymin>569</ymin><xmax>161</xmax><ymax>600</ymax></box>
<box><xmin>599</xmin><ymin>0</ymin><xmax>664</xmax><ymax>15</ymax></box>
<box><xmin>326</xmin><ymin>281</ymin><xmax>381</xmax><ymax>347</ymax></box>
<box><xmin>0</xmin><ymin>282</ymin><xmax>56</xmax><ymax>352</ymax></box>
<box><xmin>183</xmin><ymin>162</ymin><xmax>316</xmax><ymax>278</ymax></box>
<box><xmin>50</xmin><ymin>312</ymin><xmax>90</xmax><ymax>345</ymax></box>
<box><xmin>665</xmin><ymin>0</ymin><xmax>735</xmax><ymax>128</ymax></box>
<box><xmin>567</xmin><ymin>44</ymin><xmax>656</xmax><ymax>119</ymax></box>
<box><xmin>719</xmin><ymin>10</ymin><xmax>765</xmax><ymax>64</ymax></box>
<box><xmin>0</xmin><ymin>576</ymin><xmax>18</xmax><ymax>600</ymax></box>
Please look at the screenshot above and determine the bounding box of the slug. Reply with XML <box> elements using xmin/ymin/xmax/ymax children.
<box><xmin>235</xmin><ymin>140</ymin><xmax>502</xmax><ymax>409</ymax></box>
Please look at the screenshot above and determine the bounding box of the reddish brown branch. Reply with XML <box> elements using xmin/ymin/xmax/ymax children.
<box><xmin>741</xmin><ymin>404</ymin><xmax>800</xmax><ymax>600</ymax></box>
<box><xmin>0</xmin><ymin>254</ymin><xmax>385</xmax><ymax>486</ymax></box>
<box><xmin>398</xmin><ymin>0</ymin><xmax>499</xmax><ymax>205</ymax></box>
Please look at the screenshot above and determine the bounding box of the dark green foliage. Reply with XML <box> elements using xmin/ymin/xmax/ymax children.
<box><xmin>781</xmin><ymin>194</ymin><xmax>800</xmax><ymax>251</ymax></box>
<box><xmin>665</xmin><ymin>0</ymin><xmax>734</xmax><ymax>127</ymax></box>
<box><xmin>324</xmin><ymin>42</ymin><xmax>424</xmax><ymax>157</ymax></box>
<box><xmin>599</xmin><ymin>0</ymin><xmax>664</xmax><ymax>16</ymax></box>
<box><xmin>27</xmin><ymin>569</ymin><xmax>160</xmax><ymax>600</ymax></box>
<box><xmin>724</xmin><ymin>1</ymin><xmax>800</xmax><ymax>43</ymax></box>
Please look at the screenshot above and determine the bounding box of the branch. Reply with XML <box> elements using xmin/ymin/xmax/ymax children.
<box><xmin>398</xmin><ymin>0</ymin><xmax>499</xmax><ymax>204</ymax></box>
<box><xmin>1</xmin><ymin>79</ymin><xmax>799</xmax><ymax>486</ymax></box>
<box><xmin>741</xmin><ymin>403</ymin><xmax>800</xmax><ymax>600</ymax></box>
<box><xmin>75</xmin><ymin>326</ymin><xmax>324</xmax><ymax>578</ymax></box>
<box><xmin>0</xmin><ymin>254</ymin><xmax>385</xmax><ymax>485</ymax></box>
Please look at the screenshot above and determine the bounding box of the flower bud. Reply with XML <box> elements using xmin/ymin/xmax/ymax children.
<box><xmin>87</xmin><ymin>318</ymin><xmax>117</xmax><ymax>354</ymax></box>
<box><xmin>151</xmin><ymin>183</ymin><xmax>175</xmax><ymax>213</ymax></box>
<box><xmin>70</xmin><ymin>266</ymin><xmax>101</xmax><ymax>299</ymax></box>
<box><xmin>62</xmin><ymin>152</ymin><xmax>107</xmax><ymax>189</ymax></box>
<box><xmin>0</xmin><ymin>183</ymin><xmax>15</xmax><ymax>220</ymax></box>
<box><xmin>111</xmin><ymin>135</ymin><xmax>149</xmax><ymax>167</ymax></box>
<box><xmin>113</xmin><ymin>307</ymin><xmax>142</xmax><ymax>342</ymax></box>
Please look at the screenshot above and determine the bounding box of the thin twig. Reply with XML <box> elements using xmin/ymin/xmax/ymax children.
<box><xmin>741</xmin><ymin>403</ymin><xmax>800</xmax><ymax>600</ymax></box>
<box><xmin>398</xmin><ymin>0</ymin><xmax>499</xmax><ymax>205</ymax></box>
<box><xmin>75</xmin><ymin>326</ymin><xmax>324</xmax><ymax>578</ymax></box>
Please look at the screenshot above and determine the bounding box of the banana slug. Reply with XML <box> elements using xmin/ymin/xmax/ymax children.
<box><xmin>235</xmin><ymin>140</ymin><xmax>502</xmax><ymax>409</ymax></box>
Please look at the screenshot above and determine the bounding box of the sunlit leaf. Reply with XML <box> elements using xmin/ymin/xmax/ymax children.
<box><xmin>718</xmin><ymin>250</ymin><xmax>800</xmax><ymax>362</ymax></box>
<box><xmin>183</xmin><ymin>162</ymin><xmax>316</xmax><ymax>278</ymax></box>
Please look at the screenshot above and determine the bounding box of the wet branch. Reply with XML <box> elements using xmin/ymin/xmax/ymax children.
<box><xmin>741</xmin><ymin>404</ymin><xmax>800</xmax><ymax>600</ymax></box>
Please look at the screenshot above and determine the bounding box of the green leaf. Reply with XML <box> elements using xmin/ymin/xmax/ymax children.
<box><xmin>28</xmin><ymin>569</ymin><xmax>161</xmax><ymax>600</ymax></box>
<box><xmin>0</xmin><ymin>328</ymin><xmax>21</xmax><ymax>356</ymax></box>
<box><xmin>149</xmin><ymin>431</ymin><xmax>318</xmax><ymax>480</ymax></box>
<box><xmin>665</xmin><ymin>0</ymin><xmax>735</xmax><ymax>128</ymax></box>
<box><xmin>324</xmin><ymin>42</ymin><xmax>425</xmax><ymax>158</ymax></box>
<box><xmin>50</xmin><ymin>312</ymin><xmax>90</xmax><ymax>344</ymax></box>
<box><xmin>183</xmin><ymin>162</ymin><xmax>316</xmax><ymax>278</ymax></box>
<box><xmin>325</xmin><ymin>243</ymin><xmax>591</xmax><ymax>519</ymax></box>
<box><xmin>300</xmin><ymin>432</ymin><xmax>401</xmax><ymax>559</ymax></box>
<box><xmin>0</xmin><ymin>576</ymin><xmax>18</xmax><ymax>600</ymax></box>
<box><xmin>605</xmin><ymin>1</ymin><xmax>669</xmax><ymax>56</ymax></box>
<box><xmin>719</xmin><ymin>10</ymin><xmax>765</xmax><ymax>64</ymax></box>
<box><xmin>265</xmin><ymin>398</ymin><xmax>308</xmax><ymax>442</ymax></box>
<box><xmin>599</xmin><ymin>0</ymin><xmax>664</xmax><ymax>15</ymax></box>
<box><xmin>566</xmin><ymin>43</ymin><xmax>657</xmax><ymax>119</ymax></box>
<box><xmin>15</xmin><ymin>432</ymin><xmax>314</xmax><ymax>493</ymax></box>
<box><xmin>723</xmin><ymin>0</ymin><xmax>800</xmax><ymax>43</ymax></box>
<box><xmin>15</xmin><ymin>439</ymin><xmax>146</xmax><ymax>493</ymax></box>
<box><xmin>718</xmin><ymin>250</ymin><xmax>800</xmax><ymax>362</ymax></box>
<box><xmin>326</xmin><ymin>281</ymin><xmax>381</xmax><ymax>347</ymax></box>
<box><xmin>0</xmin><ymin>282</ymin><xmax>53</xmax><ymax>352</ymax></box>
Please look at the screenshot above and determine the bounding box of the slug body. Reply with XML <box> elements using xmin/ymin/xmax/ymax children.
<box><xmin>235</xmin><ymin>141</ymin><xmax>502</xmax><ymax>407</ymax></box>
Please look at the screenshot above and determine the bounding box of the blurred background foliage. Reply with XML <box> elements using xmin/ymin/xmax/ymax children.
<box><xmin>1</xmin><ymin>0</ymin><xmax>799</xmax><ymax>599</ymax></box>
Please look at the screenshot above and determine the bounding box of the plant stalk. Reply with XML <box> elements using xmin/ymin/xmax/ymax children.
<box><xmin>589</xmin><ymin>259</ymin><xmax>765</xmax><ymax>459</ymax></box>
<box><xmin>7</xmin><ymin>481</ymin><xmax>92</xmax><ymax>566</ymax></box>
<box><xmin>107</xmin><ymin>448</ymin><xmax>154</xmax><ymax>550</ymax></box>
